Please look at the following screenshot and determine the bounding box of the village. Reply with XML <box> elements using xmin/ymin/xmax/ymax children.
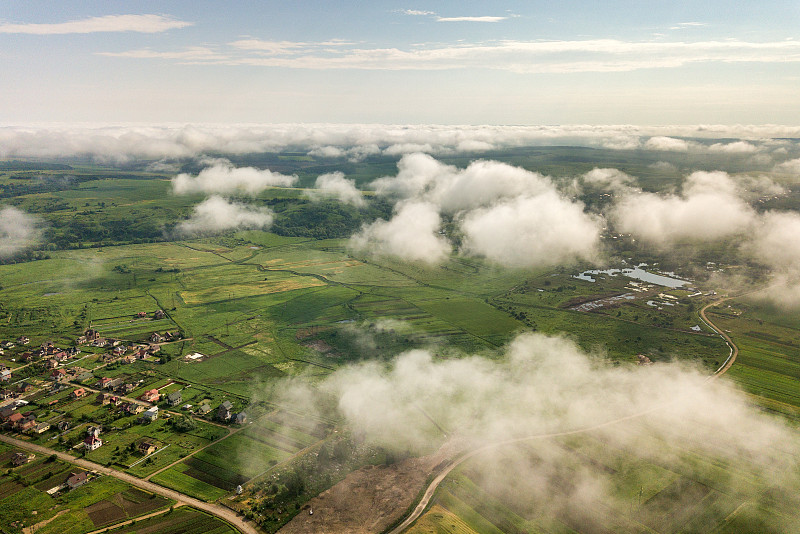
<box><xmin>0</xmin><ymin>309</ymin><xmax>251</xmax><ymax>496</ymax></box>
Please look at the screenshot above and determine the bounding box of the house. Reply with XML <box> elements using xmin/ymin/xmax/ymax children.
<box><xmin>84</xmin><ymin>434</ymin><xmax>102</xmax><ymax>451</ymax></box>
<box><xmin>19</xmin><ymin>352</ymin><xmax>33</xmax><ymax>363</ymax></box>
<box><xmin>234</xmin><ymin>412</ymin><xmax>247</xmax><ymax>425</ymax></box>
<box><xmin>50</xmin><ymin>369</ymin><xmax>67</xmax><ymax>381</ymax></box>
<box><xmin>0</xmin><ymin>389</ymin><xmax>14</xmax><ymax>400</ymax></box>
<box><xmin>154</xmin><ymin>310</ymin><xmax>165</xmax><ymax>320</ymax></box>
<box><xmin>66</xmin><ymin>471</ymin><xmax>89</xmax><ymax>489</ymax></box>
<box><xmin>148</xmin><ymin>333</ymin><xmax>163</xmax><ymax>344</ymax></box>
<box><xmin>18</xmin><ymin>417</ymin><xmax>37</xmax><ymax>432</ymax></box>
<box><xmin>136</xmin><ymin>311</ymin><xmax>147</xmax><ymax>318</ymax></box>
<box><xmin>112</xmin><ymin>345</ymin><xmax>126</xmax><ymax>356</ymax></box>
<box><xmin>53</xmin><ymin>351</ymin><xmax>69</xmax><ymax>362</ymax></box>
<box><xmin>97</xmin><ymin>393</ymin><xmax>111</xmax><ymax>405</ymax></box>
<box><xmin>138</xmin><ymin>440</ymin><xmax>157</xmax><ymax>455</ymax></box>
<box><xmin>46</xmin><ymin>359</ymin><xmax>60</xmax><ymax>370</ymax></box>
<box><xmin>57</xmin><ymin>420</ymin><xmax>71</xmax><ymax>431</ymax></box>
<box><xmin>122</xmin><ymin>402</ymin><xmax>144</xmax><ymax>415</ymax></box>
<box><xmin>0</xmin><ymin>367</ymin><xmax>11</xmax><ymax>382</ymax></box>
<box><xmin>11</xmin><ymin>452</ymin><xmax>34</xmax><ymax>466</ymax></box>
<box><xmin>72</xmin><ymin>388</ymin><xmax>87</xmax><ymax>399</ymax></box>
<box><xmin>16</xmin><ymin>336</ymin><xmax>30</xmax><ymax>345</ymax></box>
<box><xmin>217</xmin><ymin>400</ymin><xmax>233</xmax><ymax>422</ymax></box>
<box><xmin>197</xmin><ymin>403</ymin><xmax>212</xmax><ymax>416</ymax></box>
<box><xmin>84</xmin><ymin>329</ymin><xmax>99</xmax><ymax>342</ymax></box>
<box><xmin>141</xmin><ymin>406</ymin><xmax>159</xmax><ymax>422</ymax></box>
<box><xmin>166</xmin><ymin>391</ymin><xmax>182</xmax><ymax>407</ymax></box>
<box><xmin>33</xmin><ymin>422</ymin><xmax>51</xmax><ymax>434</ymax></box>
<box><xmin>7</xmin><ymin>412</ymin><xmax>24</xmax><ymax>427</ymax></box>
<box><xmin>140</xmin><ymin>389</ymin><xmax>160</xmax><ymax>403</ymax></box>
<box><xmin>0</xmin><ymin>406</ymin><xmax>15</xmax><ymax>421</ymax></box>
<box><xmin>109</xmin><ymin>395</ymin><xmax>122</xmax><ymax>406</ymax></box>
<box><xmin>75</xmin><ymin>335</ymin><xmax>87</xmax><ymax>345</ymax></box>
<box><xmin>18</xmin><ymin>382</ymin><xmax>34</xmax><ymax>393</ymax></box>
<box><xmin>117</xmin><ymin>383</ymin><xmax>136</xmax><ymax>395</ymax></box>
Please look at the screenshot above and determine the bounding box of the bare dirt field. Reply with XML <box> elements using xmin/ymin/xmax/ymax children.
<box><xmin>278</xmin><ymin>448</ymin><xmax>452</xmax><ymax>534</ymax></box>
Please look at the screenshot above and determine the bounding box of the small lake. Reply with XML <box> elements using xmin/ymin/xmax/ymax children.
<box><xmin>574</xmin><ymin>265</ymin><xmax>689</xmax><ymax>289</ymax></box>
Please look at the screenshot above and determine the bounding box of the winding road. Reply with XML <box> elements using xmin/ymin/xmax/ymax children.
<box><xmin>388</xmin><ymin>297</ymin><xmax>739</xmax><ymax>534</ymax></box>
<box><xmin>0</xmin><ymin>433</ymin><xmax>257</xmax><ymax>534</ymax></box>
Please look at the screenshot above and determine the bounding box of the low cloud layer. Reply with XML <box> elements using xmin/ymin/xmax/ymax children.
<box><xmin>175</xmin><ymin>195</ymin><xmax>274</xmax><ymax>236</ymax></box>
<box><xmin>273</xmin><ymin>332</ymin><xmax>800</xmax><ymax>529</ymax></box>
<box><xmin>0</xmin><ymin>124</ymin><xmax>798</xmax><ymax>162</ymax></box>
<box><xmin>172</xmin><ymin>158</ymin><xmax>297</xmax><ymax>195</ymax></box>
<box><xmin>611</xmin><ymin>171</ymin><xmax>757</xmax><ymax>244</ymax></box>
<box><xmin>305</xmin><ymin>172</ymin><xmax>365</xmax><ymax>207</ymax></box>
<box><xmin>356</xmin><ymin>154</ymin><xmax>603</xmax><ymax>267</ymax></box>
<box><xmin>460</xmin><ymin>193</ymin><xmax>601</xmax><ymax>268</ymax></box>
<box><xmin>0</xmin><ymin>206</ymin><xmax>42</xmax><ymax>259</ymax></box>
<box><xmin>349</xmin><ymin>201</ymin><xmax>450</xmax><ymax>264</ymax></box>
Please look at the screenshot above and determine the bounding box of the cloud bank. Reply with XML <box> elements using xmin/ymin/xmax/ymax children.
<box><xmin>175</xmin><ymin>195</ymin><xmax>274</xmax><ymax>236</ymax></box>
<box><xmin>305</xmin><ymin>172</ymin><xmax>365</xmax><ymax>207</ymax></box>
<box><xmin>352</xmin><ymin>154</ymin><xmax>603</xmax><ymax>267</ymax></box>
<box><xmin>271</xmin><ymin>331</ymin><xmax>800</xmax><ymax>530</ymax></box>
<box><xmin>349</xmin><ymin>201</ymin><xmax>450</xmax><ymax>264</ymax></box>
<box><xmin>172</xmin><ymin>158</ymin><xmax>297</xmax><ymax>195</ymax></box>
<box><xmin>0</xmin><ymin>206</ymin><xmax>42</xmax><ymax>258</ymax></box>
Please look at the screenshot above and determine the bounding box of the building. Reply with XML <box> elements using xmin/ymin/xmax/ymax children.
<box><xmin>140</xmin><ymin>389</ymin><xmax>160</xmax><ymax>403</ymax></box>
<box><xmin>50</xmin><ymin>369</ymin><xmax>67</xmax><ymax>381</ymax></box>
<box><xmin>33</xmin><ymin>422</ymin><xmax>51</xmax><ymax>434</ymax></box>
<box><xmin>141</xmin><ymin>406</ymin><xmax>159</xmax><ymax>422</ymax></box>
<box><xmin>0</xmin><ymin>367</ymin><xmax>10</xmax><ymax>382</ymax></box>
<box><xmin>11</xmin><ymin>452</ymin><xmax>34</xmax><ymax>466</ymax></box>
<box><xmin>66</xmin><ymin>471</ymin><xmax>89</xmax><ymax>489</ymax></box>
<box><xmin>234</xmin><ymin>412</ymin><xmax>247</xmax><ymax>425</ymax></box>
<box><xmin>166</xmin><ymin>391</ymin><xmax>182</xmax><ymax>407</ymax></box>
<box><xmin>138</xmin><ymin>440</ymin><xmax>157</xmax><ymax>455</ymax></box>
<box><xmin>197</xmin><ymin>403</ymin><xmax>212</xmax><ymax>416</ymax></box>
<box><xmin>84</xmin><ymin>434</ymin><xmax>102</xmax><ymax>451</ymax></box>
<box><xmin>217</xmin><ymin>400</ymin><xmax>233</xmax><ymax>422</ymax></box>
<box><xmin>72</xmin><ymin>388</ymin><xmax>87</xmax><ymax>399</ymax></box>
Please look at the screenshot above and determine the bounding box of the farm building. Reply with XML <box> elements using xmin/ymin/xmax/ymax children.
<box><xmin>138</xmin><ymin>440</ymin><xmax>157</xmax><ymax>455</ymax></box>
<box><xmin>140</xmin><ymin>389</ymin><xmax>160</xmax><ymax>403</ymax></box>
<box><xmin>234</xmin><ymin>412</ymin><xmax>247</xmax><ymax>424</ymax></box>
<box><xmin>84</xmin><ymin>434</ymin><xmax>103</xmax><ymax>450</ymax></box>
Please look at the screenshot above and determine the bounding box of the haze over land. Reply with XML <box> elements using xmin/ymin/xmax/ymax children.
<box><xmin>2</xmin><ymin>2</ymin><xmax>800</xmax><ymax>533</ymax></box>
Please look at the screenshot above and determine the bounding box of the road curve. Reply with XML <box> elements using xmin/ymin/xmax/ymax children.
<box><xmin>699</xmin><ymin>297</ymin><xmax>739</xmax><ymax>377</ymax></box>
<box><xmin>390</xmin><ymin>297</ymin><xmax>741</xmax><ymax>534</ymax></box>
<box><xmin>0</xmin><ymin>434</ymin><xmax>257</xmax><ymax>534</ymax></box>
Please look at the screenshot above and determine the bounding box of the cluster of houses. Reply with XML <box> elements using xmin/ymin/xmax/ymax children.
<box><xmin>0</xmin><ymin>406</ymin><xmax>50</xmax><ymax>434</ymax></box>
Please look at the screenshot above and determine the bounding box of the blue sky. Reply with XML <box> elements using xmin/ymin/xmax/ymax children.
<box><xmin>2</xmin><ymin>1</ymin><xmax>799</xmax><ymax>124</ymax></box>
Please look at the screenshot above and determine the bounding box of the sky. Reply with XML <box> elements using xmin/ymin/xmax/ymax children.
<box><xmin>1</xmin><ymin>1</ymin><xmax>800</xmax><ymax>124</ymax></box>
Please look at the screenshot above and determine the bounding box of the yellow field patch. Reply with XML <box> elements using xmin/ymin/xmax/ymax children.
<box><xmin>407</xmin><ymin>504</ymin><xmax>480</xmax><ymax>534</ymax></box>
<box><xmin>180</xmin><ymin>278</ymin><xmax>326</xmax><ymax>304</ymax></box>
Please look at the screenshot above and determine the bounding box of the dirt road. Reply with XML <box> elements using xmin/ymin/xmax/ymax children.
<box><xmin>0</xmin><ymin>433</ymin><xmax>257</xmax><ymax>534</ymax></box>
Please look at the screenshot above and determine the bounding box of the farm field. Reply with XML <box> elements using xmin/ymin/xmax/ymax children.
<box><xmin>0</xmin><ymin>443</ymin><xmax>173</xmax><ymax>534</ymax></box>
<box><xmin>407</xmin><ymin>429</ymin><xmax>800</xmax><ymax>534</ymax></box>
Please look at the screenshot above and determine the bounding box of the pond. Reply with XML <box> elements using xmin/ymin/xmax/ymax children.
<box><xmin>574</xmin><ymin>264</ymin><xmax>690</xmax><ymax>288</ymax></box>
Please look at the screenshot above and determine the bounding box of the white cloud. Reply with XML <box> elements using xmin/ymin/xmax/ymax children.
<box><xmin>436</xmin><ymin>16</ymin><xmax>508</xmax><ymax>23</ymax></box>
<box><xmin>460</xmin><ymin>193</ymin><xmax>601</xmax><ymax>268</ymax></box>
<box><xmin>644</xmin><ymin>136</ymin><xmax>692</xmax><ymax>151</ymax></box>
<box><xmin>0</xmin><ymin>124</ymin><xmax>797</xmax><ymax>162</ymax></box>
<box><xmin>401</xmin><ymin>10</ymin><xmax>436</xmax><ymax>16</ymax></box>
<box><xmin>649</xmin><ymin>161</ymin><xmax>677</xmax><ymax>171</ymax></box>
<box><xmin>582</xmin><ymin>167</ymin><xmax>636</xmax><ymax>193</ymax></box>
<box><xmin>0</xmin><ymin>206</ymin><xmax>42</xmax><ymax>258</ymax></box>
<box><xmin>0</xmin><ymin>14</ymin><xmax>191</xmax><ymax>34</ymax></box>
<box><xmin>708</xmin><ymin>141</ymin><xmax>759</xmax><ymax>153</ymax></box>
<box><xmin>100</xmin><ymin>38</ymin><xmax>800</xmax><ymax>73</ymax></box>
<box><xmin>611</xmin><ymin>171</ymin><xmax>757</xmax><ymax>244</ymax></box>
<box><xmin>172</xmin><ymin>158</ymin><xmax>297</xmax><ymax>196</ymax></box>
<box><xmin>349</xmin><ymin>201</ymin><xmax>450</xmax><ymax>264</ymax></box>
<box><xmin>98</xmin><ymin>46</ymin><xmax>226</xmax><ymax>62</ymax></box>
<box><xmin>176</xmin><ymin>195</ymin><xmax>274</xmax><ymax>236</ymax></box>
<box><xmin>744</xmin><ymin>211</ymin><xmax>800</xmax><ymax>309</ymax></box>
<box><xmin>305</xmin><ymin>172</ymin><xmax>365</xmax><ymax>207</ymax></box>
<box><xmin>774</xmin><ymin>157</ymin><xmax>800</xmax><ymax>177</ymax></box>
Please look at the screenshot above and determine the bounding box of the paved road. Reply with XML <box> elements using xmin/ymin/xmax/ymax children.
<box><xmin>0</xmin><ymin>433</ymin><xmax>257</xmax><ymax>534</ymax></box>
<box><xmin>390</xmin><ymin>296</ymin><xmax>742</xmax><ymax>534</ymax></box>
